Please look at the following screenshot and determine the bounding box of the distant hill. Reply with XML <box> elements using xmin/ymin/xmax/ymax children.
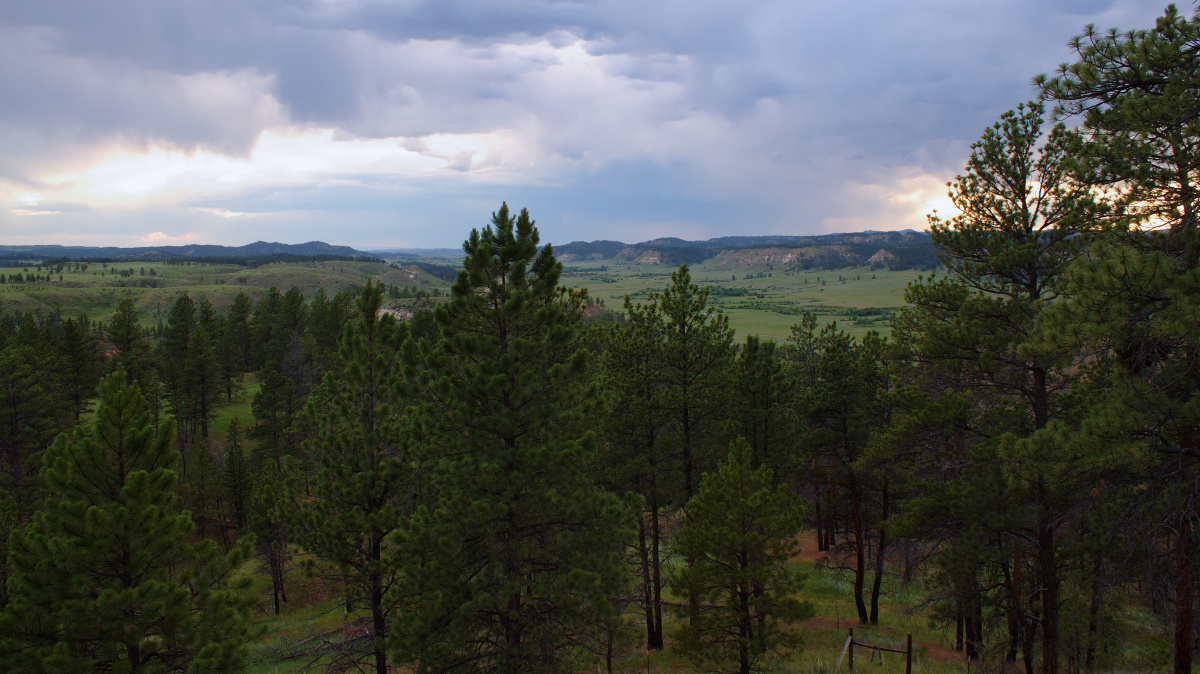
<box><xmin>555</xmin><ymin>231</ymin><xmax>938</xmax><ymax>271</ymax></box>
<box><xmin>0</xmin><ymin>241</ymin><xmax>369</xmax><ymax>262</ymax></box>
<box><xmin>1</xmin><ymin>231</ymin><xmax>939</xmax><ymax>271</ymax></box>
<box><xmin>554</xmin><ymin>240</ymin><xmax>629</xmax><ymax>260</ymax></box>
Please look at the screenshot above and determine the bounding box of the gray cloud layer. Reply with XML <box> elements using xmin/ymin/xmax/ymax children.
<box><xmin>0</xmin><ymin>0</ymin><xmax>1172</xmax><ymax>246</ymax></box>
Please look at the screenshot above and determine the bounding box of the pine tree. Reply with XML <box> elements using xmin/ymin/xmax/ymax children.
<box><xmin>59</xmin><ymin>316</ymin><xmax>105</xmax><ymax>421</ymax></box>
<box><xmin>214</xmin><ymin>314</ymin><xmax>245</xmax><ymax>403</ymax></box>
<box><xmin>160</xmin><ymin>292</ymin><xmax>197</xmax><ymax>442</ymax></box>
<box><xmin>396</xmin><ymin>203</ymin><xmax>629</xmax><ymax>673</ymax></box>
<box><xmin>250</xmin><ymin>462</ymin><xmax>291</xmax><ymax>616</ymax></box>
<box><xmin>250</xmin><ymin>286</ymin><xmax>282</xmax><ymax>371</ymax></box>
<box><xmin>670</xmin><ymin>438</ymin><xmax>814</xmax><ymax>674</ymax></box>
<box><xmin>599</xmin><ymin>297</ymin><xmax>676</xmax><ymax>650</ymax></box>
<box><xmin>0</xmin><ymin>489</ymin><xmax>16</xmax><ymax>608</ymax></box>
<box><xmin>272</xmin><ymin>287</ymin><xmax>309</xmax><ymax>387</ymax></box>
<box><xmin>657</xmin><ymin>263</ymin><xmax>735</xmax><ymax>503</ymax></box>
<box><xmin>0</xmin><ymin>368</ymin><xmax>256</xmax><ymax>672</ymax></box>
<box><xmin>250</xmin><ymin>369</ymin><xmax>301</xmax><ymax>467</ymax></box>
<box><xmin>228</xmin><ymin>290</ymin><xmax>254</xmax><ymax>372</ymax></box>
<box><xmin>729</xmin><ymin>334</ymin><xmax>796</xmax><ymax>475</ymax></box>
<box><xmin>305</xmin><ymin>288</ymin><xmax>353</xmax><ymax>385</ymax></box>
<box><xmin>222</xmin><ymin>417</ymin><xmax>251</xmax><ymax>528</ymax></box>
<box><xmin>106</xmin><ymin>298</ymin><xmax>150</xmax><ymax>384</ymax></box>
<box><xmin>0</xmin><ymin>339</ymin><xmax>72</xmax><ymax>522</ymax></box>
<box><xmin>792</xmin><ymin>319</ymin><xmax>888</xmax><ymax>625</ymax></box>
<box><xmin>186</xmin><ymin>314</ymin><xmax>221</xmax><ymax>440</ymax></box>
<box><xmin>1038</xmin><ymin>10</ymin><xmax>1200</xmax><ymax>673</ymax></box>
<box><xmin>903</xmin><ymin>102</ymin><xmax>1100</xmax><ymax>672</ymax></box>
<box><xmin>292</xmin><ymin>280</ymin><xmax>412</xmax><ymax>674</ymax></box>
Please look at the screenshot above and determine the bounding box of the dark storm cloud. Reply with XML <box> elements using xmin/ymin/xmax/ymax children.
<box><xmin>0</xmin><ymin>0</ymin><xmax>1176</xmax><ymax>245</ymax></box>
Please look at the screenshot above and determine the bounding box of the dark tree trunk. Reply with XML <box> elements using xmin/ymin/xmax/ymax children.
<box><xmin>815</xmin><ymin>489</ymin><xmax>826</xmax><ymax>552</ymax></box>
<box><xmin>1174</xmin><ymin>518</ymin><xmax>1193</xmax><ymax>674</ymax></box>
<box><xmin>1039</xmin><ymin>514</ymin><xmax>1060</xmax><ymax>674</ymax></box>
<box><xmin>1085</xmin><ymin>557</ymin><xmax>1101</xmax><ymax>673</ymax></box>
<box><xmin>649</xmin><ymin>488</ymin><xmax>664</xmax><ymax>649</ymax></box>
<box><xmin>638</xmin><ymin>512</ymin><xmax>655</xmax><ymax>648</ymax></box>
<box><xmin>956</xmin><ymin>607</ymin><xmax>964</xmax><ymax>653</ymax></box>
<box><xmin>371</xmin><ymin>541</ymin><xmax>388</xmax><ymax>674</ymax></box>
<box><xmin>1002</xmin><ymin>549</ymin><xmax>1022</xmax><ymax>665</ymax></box>
<box><xmin>870</xmin><ymin>479</ymin><xmax>889</xmax><ymax>624</ymax></box>
<box><xmin>966</xmin><ymin>581</ymin><xmax>983</xmax><ymax>661</ymax></box>
<box><xmin>851</xmin><ymin>485</ymin><xmax>868</xmax><ymax>623</ymax></box>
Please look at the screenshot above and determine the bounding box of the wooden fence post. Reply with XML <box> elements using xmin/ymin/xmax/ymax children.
<box><xmin>906</xmin><ymin>634</ymin><xmax>912</xmax><ymax>674</ymax></box>
<box><xmin>848</xmin><ymin>628</ymin><xmax>854</xmax><ymax>670</ymax></box>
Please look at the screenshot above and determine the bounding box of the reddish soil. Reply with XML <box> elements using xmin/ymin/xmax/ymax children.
<box><xmin>794</xmin><ymin>530</ymin><xmax>829</xmax><ymax>562</ymax></box>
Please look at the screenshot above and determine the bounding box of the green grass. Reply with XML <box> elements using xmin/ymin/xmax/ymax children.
<box><xmin>0</xmin><ymin>259</ymin><xmax>451</xmax><ymax>324</ymax></box>
<box><xmin>561</xmin><ymin>262</ymin><xmax>930</xmax><ymax>340</ymax></box>
<box><xmin>212</xmin><ymin>375</ymin><xmax>260</xmax><ymax>446</ymax></box>
<box><xmin>2</xmin><ymin>256</ymin><xmax>924</xmax><ymax>342</ymax></box>
<box><xmin>235</xmin><ymin>536</ymin><xmax>992</xmax><ymax>674</ymax></box>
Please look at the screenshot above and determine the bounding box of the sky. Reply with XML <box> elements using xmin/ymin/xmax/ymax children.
<box><xmin>0</xmin><ymin>0</ymin><xmax>1176</xmax><ymax>249</ymax></box>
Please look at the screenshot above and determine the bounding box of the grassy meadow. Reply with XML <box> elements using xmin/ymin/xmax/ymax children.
<box><xmin>560</xmin><ymin>260</ymin><xmax>930</xmax><ymax>339</ymax></box>
<box><xmin>237</xmin><ymin>531</ymin><xmax>1171</xmax><ymax>673</ymax></box>
<box><xmin>0</xmin><ymin>258</ymin><xmax>451</xmax><ymax>326</ymax></box>
<box><xmin>2</xmin><ymin>255</ymin><xmax>926</xmax><ymax>339</ymax></box>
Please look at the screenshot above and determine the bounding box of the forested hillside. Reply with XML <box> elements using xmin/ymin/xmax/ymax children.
<box><xmin>1</xmin><ymin>7</ymin><xmax>1199</xmax><ymax>674</ymax></box>
<box><xmin>556</xmin><ymin>231</ymin><xmax>939</xmax><ymax>271</ymax></box>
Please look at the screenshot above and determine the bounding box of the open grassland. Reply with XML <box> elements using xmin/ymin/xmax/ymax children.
<box><xmin>561</xmin><ymin>261</ymin><xmax>932</xmax><ymax>340</ymax></box>
<box><xmin>0</xmin><ymin>259</ymin><xmax>450</xmax><ymax>325</ymax></box>
<box><xmin>1</xmin><ymin>255</ymin><xmax>925</xmax><ymax>339</ymax></box>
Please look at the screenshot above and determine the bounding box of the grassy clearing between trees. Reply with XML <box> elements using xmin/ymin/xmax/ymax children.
<box><xmin>236</xmin><ymin>529</ymin><xmax>1170</xmax><ymax>673</ymax></box>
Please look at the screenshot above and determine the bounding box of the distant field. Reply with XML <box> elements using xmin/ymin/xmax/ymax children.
<box><xmin>561</xmin><ymin>260</ymin><xmax>931</xmax><ymax>339</ymax></box>
<box><xmin>0</xmin><ymin>258</ymin><xmax>451</xmax><ymax>325</ymax></box>
<box><xmin>1</xmin><ymin>255</ymin><xmax>929</xmax><ymax>340</ymax></box>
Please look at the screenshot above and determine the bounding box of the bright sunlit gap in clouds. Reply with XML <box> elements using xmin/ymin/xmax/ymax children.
<box><xmin>31</xmin><ymin>128</ymin><xmax>520</xmax><ymax>208</ymax></box>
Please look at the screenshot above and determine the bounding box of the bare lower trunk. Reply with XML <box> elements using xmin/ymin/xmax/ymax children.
<box><xmin>1085</xmin><ymin>558</ymin><xmax>1101</xmax><ymax>673</ymax></box>
<box><xmin>371</xmin><ymin>554</ymin><xmax>388</xmax><ymax>674</ymax></box>
<box><xmin>1039</xmin><ymin>518</ymin><xmax>1059</xmax><ymax>674</ymax></box>
<box><xmin>851</xmin><ymin>486</ymin><xmax>868</xmax><ymax>623</ymax></box>
<box><xmin>966</xmin><ymin>582</ymin><xmax>982</xmax><ymax>661</ymax></box>
<box><xmin>1002</xmin><ymin>542</ymin><xmax>1022</xmax><ymax>664</ymax></box>
<box><xmin>638</xmin><ymin>512</ymin><xmax>655</xmax><ymax>648</ymax></box>
<box><xmin>815</xmin><ymin>489</ymin><xmax>826</xmax><ymax>552</ymax></box>
<box><xmin>650</xmin><ymin>488</ymin><xmax>664</xmax><ymax>649</ymax></box>
<box><xmin>1174</xmin><ymin>518</ymin><xmax>1193</xmax><ymax>674</ymax></box>
<box><xmin>956</xmin><ymin>608</ymin><xmax>964</xmax><ymax>653</ymax></box>
<box><xmin>870</xmin><ymin>480</ymin><xmax>888</xmax><ymax>624</ymax></box>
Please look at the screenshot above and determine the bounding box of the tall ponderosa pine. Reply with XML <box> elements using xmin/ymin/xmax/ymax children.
<box><xmin>250</xmin><ymin>462</ymin><xmax>292</xmax><ymax>617</ymax></box>
<box><xmin>1039</xmin><ymin>10</ymin><xmax>1200</xmax><ymax>673</ymax></box>
<box><xmin>0</xmin><ymin>368</ymin><xmax>256</xmax><ymax>673</ymax></box>
<box><xmin>223</xmin><ymin>417</ymin><xmax>251</xmax><ymax>528</ymax></box>
<box><xmin>106</xmin><ymin>298</ymin><xmax>150</xmax><ymax>384</ymax></box>
<box><xmin>657</xmin><ymin>263</ymin><xmax>735</xmax><ymax>503</ymax></box>
<box><xmin>730</xmin><ymin>334</ymin><xmax>796</xmax><ymax>475</ymax></box>
<box><xmin>670</xmin><ymin>438</ymin><xmax>813</xmax><ymax>674</ymax></box>
<box><xmin>791</xmin><ymin>318</ymin><xmax>888</xmax><ymax>625</ymax></box>
<box><xmin>599</xmin><ymin>297</ymin><xmax>676</xmax><ymax>651</ymax></box>
<box><xmin>0</xmin><ymin>333</ymin><xmax>72</xmax><ymax>521</ymax></box>
<box><xmin>292</xmin><ymin>280</ymin><xmax>412</xmax><ymax>674</ymax></box>
<box><xmin>60</xmin><ymin>316</ymin><xmax>105</xmax><ymax>421</ymax></box>
<box><xmin>904</xmin><ymin>102</ymin><xmax>1099</xmax><ymax>673</ymax></box>
<box><xmin>396</xmin><ymin>203</ymin><xmax>628</xmax><ymax>673</ymax></box>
